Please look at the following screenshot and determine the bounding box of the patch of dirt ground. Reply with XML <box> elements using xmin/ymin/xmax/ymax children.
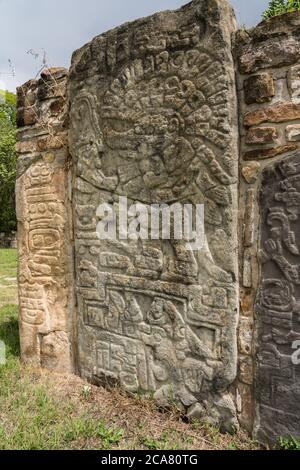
<box><xmin>35</xmin><ymin>368</ymin><xmax>261</xmax><ymax>450</ymax></box>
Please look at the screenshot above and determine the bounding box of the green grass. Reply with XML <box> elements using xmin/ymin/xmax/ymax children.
<box><xmin>0</xmin><ymin>303</ymin><xmax>124</xmax><ymax>449</ymax></box>
<box><xmin>0</xmin><ymin>253</ymin><xmax>125</xmax><ymax>450</ymax></box>
<box><xmin>0</xmin><ymin>249</ymin><xmax>18</xmax><ymax>306</ymax></box>
<box><xmin>279</xmin><ymin>436</ymin><xmax>300</xmax><ymax>450</ymax></box>
<box><xmin>0</xmin><ymin>248</ymin><xmax>17</xmax><ymax>274</ymax></box>
<box><xmin>143</xmin><ymin>431</ymin><xmax>184</xmax><ymax>450</ymax></box>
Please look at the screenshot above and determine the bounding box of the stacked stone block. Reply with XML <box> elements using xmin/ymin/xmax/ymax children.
<box><xmin>236</xmin><ymin>12</ymin><xmax>300</xmax><ymax>441</ymax></box>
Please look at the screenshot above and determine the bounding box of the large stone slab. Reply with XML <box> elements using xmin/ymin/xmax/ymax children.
<box><xmin>69</xmin><ymin>0</ymin><xmax>239</xmax><ymax>428</ymax></box>
<box><xmin>255</xmin><ymin>152</ymin><xmax>300</xmax><ymax>443</ymax></box>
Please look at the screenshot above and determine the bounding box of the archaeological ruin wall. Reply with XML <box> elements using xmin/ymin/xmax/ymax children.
<box><xmin>236</xmin><ymin>12</ymin><xmax>300</xmax><ymax>442</ymax></box>
<box><xmin>15</xmin><ymin>0</ymin><xmax>300</xmax><ymax>443</ymax></box>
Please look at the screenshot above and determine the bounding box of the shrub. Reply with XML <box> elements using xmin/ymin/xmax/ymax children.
<box><xmin>0</xmin><ymin>90</ymin><xmax>17</xmax><ymax>233</ymax></box>
<box><xmin>263</xmin><ymin>0</ymin><xmax>300</xmax><ymax>19</ymax></box>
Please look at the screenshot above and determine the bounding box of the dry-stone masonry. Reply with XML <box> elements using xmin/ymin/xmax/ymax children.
<box><xmin>15</xmin><ymin>0</ymin><xmax>300</xmax><ymax>444</ymax></box>
<box><xmin>236</xmin><ymin>11</ymin><xmax>300</xmax><ymax>443</ymax></box>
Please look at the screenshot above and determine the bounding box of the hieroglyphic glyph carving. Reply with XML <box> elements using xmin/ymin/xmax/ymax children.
<box><xmin>255</xmin><ymin>152</ymin><xmax>300</xmax><ymax>442</ymax></box>
<box><xmin>69</xmin><ymin>0</ymin><xmax>239</xmax><ymax>428</ymax></box>
<box><xmin>16</xmin><ymin>155</ymin><xmax>72</xmax><ymax>370</ymax></box>
<box><xmin>16</xmin><ymin>69</ymin><xmax>75</xmax><ymax>372</ymax></box>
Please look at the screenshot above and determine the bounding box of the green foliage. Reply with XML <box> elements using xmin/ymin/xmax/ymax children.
<box><xmin>95</xmin><ymin>421</ymin><xmax>124</xmax><ymax>450</ymax></box>
<box><xmin>0</xmin><ymin>90</ymin><xmax>17</xmax><ymax>233</ymax></box>
<box><xmin>287</xmin><ymin>0</ymin><xmax>300</xmax><ymax>11</ymax></box>
<box><xmin>263</xmin><ymin>0</ymin><xmax>300</xmax><ymax>19</ymax></box>
<box><xmin>279</xmin><ymin>436</ymin><xmax>300</xmax><ymax>450</ymax></box>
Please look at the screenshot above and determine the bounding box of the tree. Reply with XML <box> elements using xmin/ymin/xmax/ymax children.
<box><xmin>0</xmin><ymin>89</ymin><xmax>17</xmax><ymax>233</ymax></box>
<box><xmin>263</xmin><ymin>0</ymin><xmax>300</xmax><ymax>19</ymax></box>
<box><xmin>287</xmin><ymin>0</ymin><xmax>300</xmax><ymax>11</ymax></box>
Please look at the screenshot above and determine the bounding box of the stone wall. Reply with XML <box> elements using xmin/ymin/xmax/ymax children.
<box><xmin>236</xmin><ymin>12</ymin><xmax>300</xmax><ymax>442</ymax></box>
<box><xmin>15</xmin><ymin>0</ymin><xmax>300</xmax><ymax>444</ymax></box>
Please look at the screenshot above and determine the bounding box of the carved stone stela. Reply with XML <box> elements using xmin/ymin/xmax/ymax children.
<box><xmin>256</xmin><ymin>153</ymin><xmax>300</xmax><ymax>441</ymax></box>
<box><xmin>69</xmin><ymin>0</ymin><xmax>238</xmax><ymax>427</ymax></box>
<box><xmin>16</xmin><ymin>70</ymin><xmax>73</xmax><ymax>372</ymax></box>
<box><xmin>16</xmin><ymin>0</ymin><xmax>300</xmax><ymax>443</ymax></box>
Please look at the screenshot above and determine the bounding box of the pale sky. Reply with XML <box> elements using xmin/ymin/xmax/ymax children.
<box><xmin>0</xmin><ymin>0</ymin><xmax>270</xmax><ymax>92</ymax></box>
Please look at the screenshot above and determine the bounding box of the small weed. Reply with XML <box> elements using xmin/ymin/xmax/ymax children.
<box><xmin>143</xmin><ymin>437</ymin><xmax>161</xmax><ymax>450</ymax></box>
<box><xmin>81</xmin><ymin>385</ymin><xmax>92</xmax><ymax>400</ymax></box>
<box><xmin>228</xmin><ymin>442</ymin><xmax>238</xmax><ymax>450</ymax></box>
<box><xmin>279</xmin><ymin>436</ymin><xmax>300</xmax><ymax>450</ymax></box>
<box><xmin>96</xmin><ymin>421</ymin><xmax>124</xmax><ymax>450</ymax></box>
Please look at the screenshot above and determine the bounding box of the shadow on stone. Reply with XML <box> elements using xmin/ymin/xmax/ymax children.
<box><xmin>0</xmin><ymin>316</ymin><xmax>20</xmax><ymax>359</ymax></box>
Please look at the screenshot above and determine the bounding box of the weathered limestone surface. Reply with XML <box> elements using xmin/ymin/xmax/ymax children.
<box><xmin>69</xmin><ymin>0</ymin><xmax>239</xmax><ymax>429</ymax></box>
<box><xmin>236</xmin><ymin>11</ymin><xmax>300</xmax><ymax>74</ymax></box>
<box><xmin>255</xmin><ymin>154</ymin><xmax>300</xmax><ymax>442</ymax></box>
<box><xmin>236</xmin><ymin>11</ymin><xmax>300</xmax><ymax>442</ymax></box>
<box><xmin>15</xmin><ymin>0</ymin><xmax>300</xmax><ymax>444</ymax></box>
<box><xmin>16</xmin><ymin>68</ymin><xmax>75</xmax><ymax>372</ymax></box>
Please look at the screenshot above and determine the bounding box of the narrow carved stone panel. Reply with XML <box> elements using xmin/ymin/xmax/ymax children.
<box><xmin>16</xmin><ymin>70</ymin><xmax>74</xmax><ymax>372</ymax></box>
<box><xmin>69</xmin><ymin>0</ymin><xmax>238</xmax><ymax>428</ymax></box>
<box><xmin>256</xmin><ymin>152</ymin><xmax>300</xmax><ymax>442</ymax></box>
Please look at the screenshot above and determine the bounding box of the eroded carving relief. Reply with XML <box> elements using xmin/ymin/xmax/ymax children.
<box><xmin>256</xmin><ymin>152</ymin><xmax>300</xmax><ymax>442</ymax></box>
<box><xmin>17</xmin><ymin>154</ymin><xmax>72</xmax><ymax>369</ymax></box>
<box><xmin>16</xmin><ymin>68</ymin><xmax>73</xmax><ymax>372</ymax></box>
<box><xmin>69</xmin><ymin>0</ymin><xmax>238</xmax><ymax>428</ymax></box>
